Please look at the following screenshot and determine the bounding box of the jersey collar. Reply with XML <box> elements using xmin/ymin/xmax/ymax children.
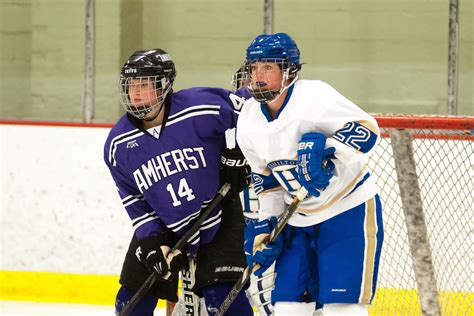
<box><xmin>126</xmin><ymin>95</ymin><xmax>172</xmax><ymax>138</ymax></box>
<box><xmin>260</xmin><ymin>84</ymin><xmax>295</xmax><ymax>122</ymax></box>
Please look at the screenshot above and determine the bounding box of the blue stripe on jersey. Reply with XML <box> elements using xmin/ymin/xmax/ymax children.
<box><xmin>257</xmin><ymin>279</ymin><xmax>273</xmax><ymax>315</ymax></box>
<box><xmin>259</xmin><ymin>85</ymin><xmax>294</xmax><ymax>122</ymax></box>
<box><xmin>108</xmin><ymin>129</ymin><xmax>145</xmax><ymax>166</ymax></box>
<box><xmin>251</xmin><ymin>172</ymin><xmax>281</xmax><ymax>195</ymax></box>
<box><xmin>343</xmin><ymin>172</ymin><xmax>370</xmax><ymax>199</ymax></box>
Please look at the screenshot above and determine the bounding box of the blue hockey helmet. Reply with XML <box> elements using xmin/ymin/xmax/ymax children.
<box><xmin>246</xmin><ymin>33</ymin><xmax>300</xmax><ymax>66</ymax></box>
<box><xmin>241</xmin><ymin>33</ymin><xmax>301</xmax><ymax>102</ymax></box>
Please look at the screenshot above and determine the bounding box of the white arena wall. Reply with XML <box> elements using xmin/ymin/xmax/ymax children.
<box><xmin>1</xmin><ymin>123</ymin><xmax>129</xmax><ymax>275</ymax></box>
<box><xmin>0</xmin><ymin>122</ymin><xmax>132</xmax><ymax>305</ymax></box>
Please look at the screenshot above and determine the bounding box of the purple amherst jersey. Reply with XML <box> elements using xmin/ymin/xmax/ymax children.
<box><xmin>104</xmin><ymin>87</ymin><xmax>247</xmax><ymax>254</ymax></box>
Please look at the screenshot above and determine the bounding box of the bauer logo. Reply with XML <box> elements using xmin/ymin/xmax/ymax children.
<box><xmin>298</xmin><ymin>141</ymin><xmax>314</xmax><ymax>150</ymax></box>
<box><xmin>220</xmin><ymin>156</ymin><xmax>247</xmax><ymax>167</ymax></box>
<box><xmin>124</xmin><ymin>68</ymin><xmax>137</xmax><ymax>74</ymax></box>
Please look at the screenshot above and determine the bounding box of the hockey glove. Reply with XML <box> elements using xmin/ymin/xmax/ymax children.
<box><xmin>220</xmin><ymin>147</ymin><xmax>251</xmax><ymax>196</ymax></box>
<box><xmin>297</xmin><ymin>132</ymin><xmax>336</xmax><ymax>197</ymax></box>
<box><xmin>136</xmin><ymin>235</ymin><xmax>186</xmax><ymax>280</ymax></box>
<box><xmin>244</xmin><ymin>216</ymin><xmax>283</xmax><ymax>277</ymax></box>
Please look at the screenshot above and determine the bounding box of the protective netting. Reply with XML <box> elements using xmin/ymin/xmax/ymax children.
<box><xmin>242</xmin><ymin>115</ymin><xmax>474</xmax><ymax>316</ymax></box>
<box><xmin>369</xmin><ymin>115</ymin><xmax>473</xmax><ymax>315</ymax></box>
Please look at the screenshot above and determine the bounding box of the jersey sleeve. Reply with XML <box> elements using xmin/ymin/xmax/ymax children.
<box><xmin>308</xmin><ymin>81</ymin><xmax>380</xmax><ymax>201</ymax></box>
<box><xmin>315</xmin><ymin>83</ymin><xmax>380</xmax><ymax>165</ymax></box>
<box><xmin>237</xmin><ymin>126</ymin><xmax>286</xmax><ymax>221</ymax></box>
<box><xmin>252</xmin><ymin>172</ymin><xmax>286</xmax><ymax>221</ymax></box>
<box><xmin>327</xmin><ymin>120</ymin><xmax>380</xmax><ymax>165</ymax></box>
<box><xmin>104</xmin><ymin>152</ymin><xmax>168</xmax><ymax>241</ymax></box>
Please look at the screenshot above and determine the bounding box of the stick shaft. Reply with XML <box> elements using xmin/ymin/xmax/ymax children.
<box><xmin>119</xmin><ymin>183</ymin><xmax>231</xmax><ymax>316</ymax></box>
<box><xmin>215</xmin><ymin>187</ymin><xmax>308</xmax><ymax>315</ymax></box>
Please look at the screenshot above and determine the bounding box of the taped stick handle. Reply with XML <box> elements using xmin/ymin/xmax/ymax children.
<box><xmin>119</xmin><ymin>183</ymin><xmax>231</xmax><ymax>316</ymax></box>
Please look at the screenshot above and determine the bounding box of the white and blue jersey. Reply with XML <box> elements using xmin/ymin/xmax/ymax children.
<box><xmin>237</xmin><ymin>80</ymin><xmax>384</xmax><ymax>306</ymax></box>
<box><xmin>104</xmin><ymin>87</ymin><xmax>246</xmax><ymax>254</ymax></box>
<box><xmin>237</xmin><ymin>80</ymin><xmax>380</xmax><ymax>226</ymax></box>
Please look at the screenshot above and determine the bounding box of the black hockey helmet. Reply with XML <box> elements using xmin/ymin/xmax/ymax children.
<box><xmin>119</xmin><ymin>48</ymin><xmax>176</xmax><ymax>120</ymax></box>
<box><xmin>121</xmin><ymin>48</ymin><xmax>176</xmax><ymax>81</ymax></box>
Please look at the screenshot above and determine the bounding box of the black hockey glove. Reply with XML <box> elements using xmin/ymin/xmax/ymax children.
<box><xmin>136</xmin><ymin>234</ymin><xmax>186</xmax><ymax>280</ymax></box>
<box><xmin>220</xmin><ymin>147</ymin><xmax>251</xmax><ymax>196</ymax></box>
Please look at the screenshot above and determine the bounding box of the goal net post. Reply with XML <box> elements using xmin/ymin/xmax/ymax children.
<box><xmin>370</xmin><ymin>115</ymin><xmax>473</xmax><ymax>315</ymax></box>
<box><xmin>388</xmin><ymin>128</ymin><xmax>441</xmax><ymax>315</ymax></box>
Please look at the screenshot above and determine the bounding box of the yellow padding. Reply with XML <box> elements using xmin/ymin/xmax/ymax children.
<box><xmin>0</xmin><ymin>270</ymin><xmax>166</xmax><ymax>307</ymax></box>
<box><xmin>370</xmin><ymin>288</ymin><xmax>474</xmax><ymax>316</ymax></box>
<box><xmin>2</xmin><ymin>270</ymin><xmax>472</xmax><ymax>315</ymax></box>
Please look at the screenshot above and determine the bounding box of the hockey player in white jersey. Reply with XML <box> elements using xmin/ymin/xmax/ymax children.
<box><xmin>236</xmin><ymin>33</ymin><xmax>384</xmax><ymax>315</ymax></box>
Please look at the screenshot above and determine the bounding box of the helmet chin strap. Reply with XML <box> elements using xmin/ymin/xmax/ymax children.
<box><xmin>249</xmin><ymin>66</ymin><xmax>299</xmax><ymax>103</ymax></box>
<box><xmin>266</xmin><ymin>73</ymin><xmax>299</xmax><ymax>104</ymax></box>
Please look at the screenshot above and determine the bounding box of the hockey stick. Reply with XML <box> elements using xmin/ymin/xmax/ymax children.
<box><xmin>119</xmin><ymin>182</ymin><xmax>232</xmax><ymax>316</ymax></box>
<box><xmin>215</xmin><ymin>186</ymin><xmax>308</xmax><ymax>316</ymax></box>
<box><xmin>169</xmin><ymin>257</ymin><xmax>202</xmax><ymax>316</ymax></box>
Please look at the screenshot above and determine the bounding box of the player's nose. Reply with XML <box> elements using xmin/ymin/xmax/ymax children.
<box><xmin>129</xmin><ymin>86</ymin><xmax>141</xmax><ymax>97</ymax></box>
<box><xmin>254</xmin><ymin>69</ymin><xmax>266</xmax><ymax>80</ymax></box>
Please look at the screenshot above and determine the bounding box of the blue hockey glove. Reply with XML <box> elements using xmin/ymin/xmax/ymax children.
<box><xmin>244</xmin><ymin>217</ymin><xmax>283</xmax><ymax>277</ymax></box>
<box><xmin>297</xmin><ymin>132</ymin><xmax>336</xmax><ymax>197</ymax></box>
<box><xmin>244</xmin><ymin>222</ymin><xmax>257</xmax><ymax>268</ymax></box>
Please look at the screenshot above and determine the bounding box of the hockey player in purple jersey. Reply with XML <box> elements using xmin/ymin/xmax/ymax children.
<box><xmin>104</xmin><ymin>48</ymin><xmax>253</xmax><ymax>316</ymax></box>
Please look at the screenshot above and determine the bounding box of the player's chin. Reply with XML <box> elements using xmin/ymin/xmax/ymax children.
<box><xmin>142</xmin><ymin>105</ymin><xmax>163</xmax><ymax>121</ymax></box>
<box><xmin>253</xmin><ymin>85</ymin><xmax>280</xmax><ymax>94</ymax></box>
<box><xmin>130</xmin><ymin>103</ymin><xmax>149</xmax><ymax>111</ymax></box>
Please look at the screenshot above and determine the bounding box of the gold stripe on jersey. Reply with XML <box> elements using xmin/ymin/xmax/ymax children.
<box><xmin>297</xmin><ymin>166</ymin><xmax>367</xmax><ymax>214</ymax></box>
<box><xmin>360</xmin><ymin>197</ymin><xmax>377</xmax><ymax>304</ymax></box>
<box><xmin>356</xmin><ymin>119</ymin><xmax>380</xmax><ymax>136</ymax></box>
